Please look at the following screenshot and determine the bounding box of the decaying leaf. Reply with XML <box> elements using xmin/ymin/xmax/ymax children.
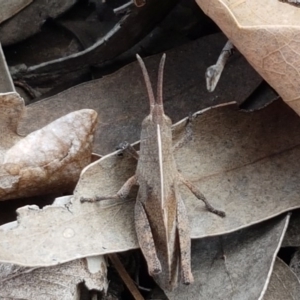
<box><xmin>18</xmin><ymin>33</ymin><xmax>261</xmax><ymax>154</ymax></box>
<box><xmin>0</xmin><ymin>92</ymin><xmax>97</xmax><ymax>200</ymax></box>
<box><xmin>264</xmin><ymin>257</ymin><xmax>300</xmax><ymax>300</ymax></box>
<box><xmin>165</xmin><ymin>215</ymin><xmax>289</xmax><ymax>299</ymax></box>
<box><xmin>195</xmin><ymin>0</ymin><xmax>300</xmax><ymax>115</ymax></box>
<box><xmin>0</xmin><ymin>100</ymin><xmax>300</xmax><ymax>266</ymax></box>
<box><xmin>0</xmin><ymin>256</ymin><xmax>108</xmax><ymax>300</ymax></box>
<box><xmin>0</xmin><ymin>0</ymin><xmax>32</xmax><ymax>24</ymax></box>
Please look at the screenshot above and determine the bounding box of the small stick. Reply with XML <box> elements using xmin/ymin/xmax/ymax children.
<box><xmin>13</xmin><ymin>80</ymin><xmax>41</xmax><ymax>99</ymax></box>
<box><xmin>205</xmin><ymin>40</ymin><xmax>234</xmax><ymax>92</ymax></box>
<box><xmin>108</xmin><ymin>253</ymin><xmax>145</xmax><ymax>300</ymax></box>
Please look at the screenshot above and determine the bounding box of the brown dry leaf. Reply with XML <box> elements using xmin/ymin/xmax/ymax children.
<box><xmin>264</xmin><ymin>257</ymin><xmax>300</xmax><ymax>300</ymax></box>
<box><xmin>18</xmin><ymin>33</ymin><xmax>262</xmax><ymax>154</ymax></box>
<box><xmin>0</xmin><ymin>0</ymin><xmax>32</xmax><ymax>24</ymax></box>
<box><xmin>165</xmin><ymin>215</ymin><xmax>289</xmax><ymax>299</ymax></box>
<box><xmin>0</xmin><ymin>256</ymin><xmax>108</xmax><ymax>299</ymax></box>
<box><xmin>195</xmin><ymin>0</ymin><xmax>300</xmax><ymax>115</ymax></box>
<box><xmin>0</xmin><ymin>100</ymin><xmax>300</xmax><ymax>266</ymax></box>
<box><xmin>0</xmin><ymin>92</ymin><xmax>97</xmax><ymax>200</ymax></box>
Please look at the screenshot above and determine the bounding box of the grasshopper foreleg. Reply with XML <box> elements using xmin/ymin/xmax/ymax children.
<box><xmin>80</xmin><ymin>174</ymin><xmax>137</xmax><ymax>203</ymax></box>
<box><xmin>117</xmin><ymin>141</ymin><xmax>139</xmax><ymax>160</ymax></box>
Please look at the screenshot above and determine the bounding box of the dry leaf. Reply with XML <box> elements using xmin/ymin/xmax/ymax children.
<box><xmin>0</xmin><ymin>0</ymin><xmax>32</xmax><ymax>24</ymax></box>
<box><xmin>165</xmin><ymin>215</ymin><xmax>289</xmax><ymax>299</ymax></box>
<box><xmin>0</xmin><ymin>0</ymin><xmax>76</xmax><ymax>46</ymax></box>
<box><xmin>195</xmin><ymin>0</ymin><xmax>300</xmax><ymax>115</ymax></box>
<box><xmin>17</xmin><ymin>33</ymin><xmax>261</xmax><ymax>154</ymax></box>
<box><xmin>7</xmin><ymin>0</ymin><xmax>178</xmax><ymax>77</ymax></box>
<box><xmin>0</xmin><ymin>100</ymin><xmax>300</xmax><ymax>266</ymax></box>
<box><xmin>264</xmin><ymin>257</ymin><xmax>300</xmax><ymax>300</ymax></box>
<box><xmin>282</xmin><ymin>210</ymin><xmax>300</xmax><ymax>247</ymax></box>
<box><xmin>0</xmin><ymin>256</ymin><xmax>108</xmax><ymax>300</ymax></box>
<box><xmin>289</xmin><ymin>249</ymin><xmax>300</xmax><ymax>281</ymax></box>
<box><xmin>0</xmin><ymin>44</ymin><xmax>15</xmax><ymax>93</ymax></box>
<box><xmin>0</xmin><ymin>92</ymin><xmax>97</xmax><ymax>200</ymax></box>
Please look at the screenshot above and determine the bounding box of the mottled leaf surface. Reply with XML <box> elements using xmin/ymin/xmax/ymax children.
<box><xmin>0</xmin><ymin>256</ymin><xmax>107</xmax><ymax>300</ymax></box>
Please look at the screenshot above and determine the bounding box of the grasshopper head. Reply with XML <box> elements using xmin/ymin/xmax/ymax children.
<box><xmin>136</xmin><ymin>54</ymin><xmax>171</xmax><ymax>126</ymax></box>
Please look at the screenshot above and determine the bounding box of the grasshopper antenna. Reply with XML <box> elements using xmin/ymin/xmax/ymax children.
<box><xmin>157</xmin><ymin>53</ymin><xmax>166</xmax><ymax>108</ymax></box>
<box><xmin>136</xmin><ymin>54</ymin><xmax>155</xmax><ymax>107</ymax></box>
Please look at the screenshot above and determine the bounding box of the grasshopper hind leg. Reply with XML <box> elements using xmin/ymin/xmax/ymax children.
<box><xmin>135</xmin><ymin>200</ymin><xmax>162</xmax><ymax>275</ymax></box>
<box><xmin>176</xmin><ymin>192</ymin><xmax>194</xmax><ymax>285</ymax></box>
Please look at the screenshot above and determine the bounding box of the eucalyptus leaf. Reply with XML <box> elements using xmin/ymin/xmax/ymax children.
<box><xmin>264</xmin><ymin>257</ymin><xmax>300</xmax><ymax>300</ymax></box>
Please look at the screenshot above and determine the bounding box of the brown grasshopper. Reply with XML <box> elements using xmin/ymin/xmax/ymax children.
<box><xmin>82</xmin><ymin>54</ymin><xmax>225</xmax><ymax>291</ymax></box>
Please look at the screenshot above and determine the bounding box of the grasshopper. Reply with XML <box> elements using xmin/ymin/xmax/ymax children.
<box><xmin>82</xmin><ymin>54</ymin><xmax>225</xmax><ymax>291</ymax></box>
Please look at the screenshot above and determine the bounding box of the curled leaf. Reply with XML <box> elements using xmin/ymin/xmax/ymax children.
<box><xmin>0</xmin><ymin>92</ymin><xmax>98</xmax><ymax>200</ymax></box>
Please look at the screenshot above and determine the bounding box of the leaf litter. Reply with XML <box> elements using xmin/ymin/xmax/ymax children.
<box><xmin>17</xmin><ymin>33</ymin><xmax>262</xmax><ymax>154</ymax></box>
<box><xmin>2</xmin><ymin>2</ymin><xmax>300</xmax><ymax>298</ymax></box>
<box><xmin>0</xmin><ymin>99</ymin><xmax>300</xmax><ymax>268</ymax></box>
<box><xmin>196</xmin><ymin>0</ymin><xmax>300</xmax><ymax>115</ymax></box>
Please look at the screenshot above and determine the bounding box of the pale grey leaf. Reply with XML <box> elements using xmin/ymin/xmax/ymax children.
<box><xmin>264</xmin><ymin>257</ymin><xmax>300</xmax><ymax>300</ymax></box>
<box><xmin>165</xmin><ymin>215</ymin><xmax>289</xmax><ymax>300</ymax></box>
<box><xmin>282</xmin><ymin>210</ymin><xmax>300</xmax><ymax>247</ymax></box>
<box><xmin>289</xmin><ymin>249</ymin><xmax>300</xmax><ymax>281</ymax></box>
